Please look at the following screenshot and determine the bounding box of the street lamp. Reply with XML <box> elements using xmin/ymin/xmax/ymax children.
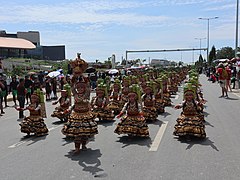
<box><xmin>235</xmin><ymin>0</ymin><xmax>239</xmax><ymax>57</ymax></box>
<box><xmin>195</xmin><ymin>37</ymin><xmax>206</xmax><ymax>55</ymax></box>
<box><xmin>198</xmin><ymin>16</ymin><xmax>219</xmax><ymax>63</ymax></box>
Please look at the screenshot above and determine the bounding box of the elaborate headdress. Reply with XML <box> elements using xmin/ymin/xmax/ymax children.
<box><xmin>128</xmin><ymin>84</ymin><xmax>142</xmax><ymax>101</ymax></box>
<box><xmin>96</xmin><ymin>83</ymin><xmax>108</xmax><ymax>97</ymax></box>
<box><xmin>32</xmin><ymin>89</ymin><xmax>44</xmax><ymax>103</ymax></box>
<box><xmin>183</xmin><ymin>83</ymin><xmax>196</xmax><ymax>99</ymax></box>
<box><xmin>113</xmin><ymin>79</ymin><xmax>121</xmax><ymax>89</ymax></box>
<box><xmin>63</xmin><ymin>84</ymin><xmax>71</xmax><ymax>97</ymax></box>
<box><xmin>97</xmin><ymin>78</ymin><xmax>104</xmax><ymax>85</ymax></box>
<box><xmin>122</xmin><ymin>75</ymin><xmax>131</xmax><ymax>84</ymax></box>
<box><xmin>155</xmin><ymin>78</ymin><xmax>163</xmax><ymax>89</ymax></box>
<box><xmin>70</xmin><ymin>53</ymin><xmax>88</xmax><ymax>76</ymax></box>
<box><xmin>145</xmin><ymin>80</ymin><xmax>156</xmax><ymax>94</ymax></box>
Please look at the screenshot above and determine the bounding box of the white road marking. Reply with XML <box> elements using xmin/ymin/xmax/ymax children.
<box><xmin>175</xmin><ymin>95</ymin><xmax>179</xmax><ymax>99</ymax></box>
<box><xmin>8</xmin><ymin>125</ymin><xmax>62</xmax><ymax>149</ymax></box>
<box><xmin>232</xmin><ymin>92</ymin><xmax>240</xmax><ymax>98</ymax></box>
<box><xmin>149</xmin><ymin>121</ymin><xmax>168</xmax><ymax>152</ymax></box>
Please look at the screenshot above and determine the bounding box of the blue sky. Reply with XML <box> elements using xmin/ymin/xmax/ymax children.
<box><xmin>0</xmin><ymin>0</ymin><xmax>238</xmax><ymax>63</ymax></box>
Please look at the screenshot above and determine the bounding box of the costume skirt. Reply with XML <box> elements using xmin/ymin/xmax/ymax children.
<box><xmin>173</xmin><ymin>114</ymin><xmax>206</xmax><ymax>138</ymax></box>
<box><xmin>62</xmin><ymin>111</ymin><xmax>98</xmax><ymax>138</ymax></box>
<box><xmin>143</xmin><ymin>106</ymin><xmax>158</xmax><ymax>121</ymax></box>
<box><xmin>92</xmin><ymin>108</ymin><xmax>115</xmax><ymax>121</ymax></box>
<box><xmin>114</xmin><ymin>115</ymin><xmax>149</xmax><ymax>137</ymax></box>
<box><xmin>20</xmin><ymin>116</ymin><xmax>48</xmax><ymax>136</ymax></box>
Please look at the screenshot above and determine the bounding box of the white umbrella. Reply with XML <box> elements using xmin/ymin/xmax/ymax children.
<box><xmin>108</xmin><ymin>69</ymin><xmax>119</xmax><ymax>74</ymax></box>
<box><xmin>47</xmin><ymin>71</ymin><xmax>60</xmax><ymax>77</ymax></box>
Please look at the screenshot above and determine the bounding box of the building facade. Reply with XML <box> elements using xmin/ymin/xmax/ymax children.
<box><xmin>0</xmin><ymin>30</ymin><xmax>65</xmax><ymax>60</ymax></box>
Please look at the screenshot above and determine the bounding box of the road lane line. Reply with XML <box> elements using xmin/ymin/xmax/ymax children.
<box><xmin>175</xmin><ymin>95</ymin><xmax>179</xmax><ymax>99</ymax></box>
<box><xmin>8</xmin><ymin>125</ymin><xmax>62</xmax><ymax>149</ymax></box>
<box><xmin>149</xmin><ymin>121</ymin><xmax>168</xmax><ymax>152</ymax></box>
<box><xmin>232</xmin><ymin>92</ymin><xmax>240</xmax><ymax>98</ymax></box>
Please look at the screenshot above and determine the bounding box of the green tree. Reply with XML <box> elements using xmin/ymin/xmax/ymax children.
<box><xmin>216</xmin><ymin>46</ymin><xmax>235</xmax><ymax>59</ymax></box>
<box><xmin>209</xmin><ymin>45</ymin><xmax>216</xmax><ymax>65</ymax></box>
<box><xmin>11</xmin><ymin>66</ymin><xmax>23</xmax><ymax>76</ymax></box>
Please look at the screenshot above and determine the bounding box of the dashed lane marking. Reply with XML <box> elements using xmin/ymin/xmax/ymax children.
<box><xmin>8</xmin><ymin>125</ymin><xmax>62</xmax><ymax>149</ymax></box>
<box><xmin>175</xmin><ymin>95</ymin><xmax>179</xmax><ymax>99</ymax></box>
<box><xmin>149</xmin><ymin>121</ymin><xmax>168</xmax><ymax>152</ymax></box>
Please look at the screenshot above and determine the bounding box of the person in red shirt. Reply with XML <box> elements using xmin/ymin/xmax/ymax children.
<box><xmin>217</xmin><ymin>63</ymin><xmax>228</xmax><ymax>98</ymax></box>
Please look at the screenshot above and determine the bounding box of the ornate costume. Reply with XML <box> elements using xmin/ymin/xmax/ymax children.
<box><xmin>51</xmin><ymin>90</ymin><xmax>71</xmax><ymax>121</ymax></box>
<box><xmin>114</xmin><ymin>84</ymin><xmax>149</xmax><ymax>137</ymax></box>
<box><xmin>142</xmin><ymin>81</ymin><xmax>158</xmax><ymax>122</ymax></box>
<box><xmin>107</xmin><ymin>79</ymin><xmax>122</xmax><ymax>115</ymax></box>
<box><xmin>91</xmin><ymin>83</ymin><xmax>115</xmax><ymax>121</ymax></box>
<box><xmin>173</xmin><ymin>83</ymin><xmax>206</xmax><ymax>139</ymax></box>
<box><xmin>19</xmin><ymin>91</ymin><xmax>48</xmax><ymax>136</ymax></box>
<box><xmin>61</xmin><ymin>53</ymin><xmax>98</xmax><ymax>153</ymax></box>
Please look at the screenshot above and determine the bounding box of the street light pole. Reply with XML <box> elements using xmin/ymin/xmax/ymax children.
<box><xmin>235</xmin><ymin>0</ymin><xmax>239</xmax><ymax>57</ymax></box>
<box><xmin>199</xmin><ymin>17</ymin><xmax>219</xmax><ymax>64</ymax></box>
<box><xmin>195</xmin><ymin>38</ymin><xmax>206</xmax><ymax>55</ymax></box>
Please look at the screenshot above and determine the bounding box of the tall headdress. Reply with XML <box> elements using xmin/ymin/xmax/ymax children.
<box><xmin>129</xmin><ymin>84</ymin><xmax>142</xmax><ymax>102</ymax></box>
<box><xmin>96</xmin><ymin>83</ymin><xmax>108</xmax><ymax>97</ymax></box>
<box><xmin>183</xmin><ymin>83</ymin><xmax>196</xmax><ymax>99</ymax></box>
<box><xmin>70</xmin><ymin>53</ymin><xmax>88</xmax><ymax>77</ymax></box>
<box><xmin>145</xmin><ymin>80</ymin><xmax>157</xmax><ymax>95</ymax></box>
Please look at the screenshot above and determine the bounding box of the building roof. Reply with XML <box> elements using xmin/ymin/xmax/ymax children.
<box><xmin>0</xmin><ymin>37</ymin><xmax>36</xmax><ymax>49</ymax></box>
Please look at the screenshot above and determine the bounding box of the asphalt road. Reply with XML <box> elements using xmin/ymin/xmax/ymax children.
<box><xmin>0</xmin><ymin>75</ymin><xmax>240</xmax><ymax>180</ymax></box>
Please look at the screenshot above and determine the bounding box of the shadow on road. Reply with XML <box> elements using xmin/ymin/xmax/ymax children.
<box><xmin>225</xmin><ymin>97</ymin><xmax>239</xmax><ymax>100</ymax></box>
<box><xmin>204</xmin><ymin>120</ymin><xmax>214</xmax><ymax>127</ymax></box>
<box><xmin>52</xmin><ymin>120</ymin><xmax>65</xmax><ymax>125</ymax></box>
<box><xmin>161</xmin><ymin>111</ymin><xmax>171</xmax><ymax>118</ymax></box>
<box><xmin>97</xmin><ymin>120</ymin><xmax>115</xmax><ymax>127</ymax></box>
<box><xmin>203</xmin><ymin>111</ymin><xmax>210</xmax><ymax>117</ymax></box>
<box><xmin>176</xmin><ymin>137</ymin><xmax>219</xmax><ymax>151</ymax></box>
<box><xmin>26</xmin><ymin>134</ymin><xmax>48</xmax><ymax>146</ymax></box>
<box><xmin>65</xmin><ymin>148</ymin><xmax>107</xmax><ymax>178</ymax></box>
<box><xmin>147</xmin><ymin>119</ymin><xmax>163</xmax><ymax>127</ymax></box>
<box><xmin>61</xmin><ymin>136</ymin><xmax>74</xmax><ymax>146</ymax></box>
<box><xmin>116</xmin><ymin>136</ymin><xmax>152</xmax><ymax>148</ymax></box>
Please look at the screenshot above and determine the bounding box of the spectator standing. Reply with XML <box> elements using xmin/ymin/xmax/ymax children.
<box><xmin>45</xmin><ymin>76</ymin><xmax>52</xmax><ymax>101</ymax></box>
<box><xmin>90</xmin><ymin>73</ymin><xmax>97</xmax><ymax>90</ymax></box>
<box><xmin>24</xmin><ymin>76</ymin><xmax>33</xmax><ymax>104</ymax></box>
<box><xmin>1</xmin><ymin>76</ymin><xmax>8</xmax><ymax>108</ymax></box>
<box><xmin>217</xmin><ymin>63</ymin><xmax>228</xmax><ymax>98</ymax></box>
<box><xmin>17</xmin><ymin>78</ymin><xmax>26</xmax><ymax>119</ymax></box>
<box><xmin>10</xmin><ymin>76</ymin><xmax>19</xmax><ymax>106</ymax></box>
<box><xmin>51</xmin><ymin>77</ymin><xmax>58</xmax><ymax>100</ymax></box>
<box><xmin>0</xmin><ymin>59</ymin><xmax>3</xmax><ymax>74</ymax></box>
<box><xmin>0</xmin><ymin>77</ymin><xmax>5</xmax><ymax>115</ymax></box>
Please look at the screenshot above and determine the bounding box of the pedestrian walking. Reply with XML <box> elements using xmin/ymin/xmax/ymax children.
<box><xmin>17</xmin><ymin>78</ymin><xmax>26</xmax><ymax>119</ymax></box>
<box><xmin>10</xmin><ymin>76</ymin><xmax>19</xmax><ymax>106</ymax></box>
<box><xmin>216</xmin><ymin>63</ymin><xmax>228</xmax><ymax>98</ymax></box>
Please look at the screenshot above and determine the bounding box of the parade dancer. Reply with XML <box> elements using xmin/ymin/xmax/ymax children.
<box><xmin>62</xmin><ymin>53</ymin><xmax>98</xmax><ymax>154</ymax></box>
<box><xmin>142</xmin><ymin>81</ymin><xmax>158</xmax><ymax>122</ymax></box>
<box><xmin>114</xmin><ymin>84</ymin><xmax>149</xmax><ymax>137</ymax></box>
<box><xmin>173</xmin><ymin>83</ymin><xmax>206</xmax><ymax>140</ymax></box>
<box><xmin>91</xmin><ymin>83</ymin><xmax>114</xmax><ymax>121</ymax></box>
<box><xmin>155</xmin><ymin>78</ymin><xmax>165</xmax><ymax>114</ymax></box>
<box><xmin>107</xmin><ymin>79</ymin><xmax>122</xmax><ymax>115</ymax></box>
<box><xmin>51</xmin><ymin>89</ymin><xmax>71</xmax><ymax>122</ymax></box>
<box><xmin>18</xmin><ymin>90</ymin><xmax>48</xmax><ymax>137</ymax></box>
